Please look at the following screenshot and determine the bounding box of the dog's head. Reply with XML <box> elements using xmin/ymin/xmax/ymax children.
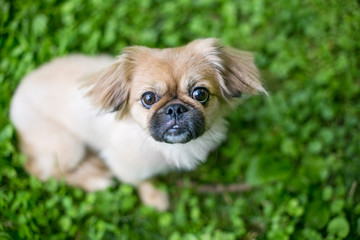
<box><xmin>85</xmin><ymin>39</ymin><xmax>266</xmax><ymax>144</ymax></box>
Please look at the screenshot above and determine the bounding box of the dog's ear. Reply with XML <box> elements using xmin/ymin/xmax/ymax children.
<box><xmin>83</xmin><ymin>48</ymin><xmax>138</xmax><ymax>118</ymax></box>
<box><xmin>217</xmin><ymin>46</ymin><xmax>267</xmax><ymax>98</ymax></box>
<box><xmin>189</xmin><ymin>38</ymin><xmax>267</xmax><ymax>99</ymax></box>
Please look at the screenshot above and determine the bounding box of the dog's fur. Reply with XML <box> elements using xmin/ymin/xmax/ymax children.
<box><xmin>10</xmin><ymin>39</ymin><xmax>266</xmax><ymax>210</ymax></box>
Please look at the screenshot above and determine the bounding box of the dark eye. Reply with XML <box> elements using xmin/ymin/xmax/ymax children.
<box><xmin>141</xmin><ymin>92</ymin><xmax>157</xmax><ymax>109</ymax></box>
<box><xmin>192</xmin><ymin>87</ymin><xmax>209</xmax><ymax>104</ymax></box>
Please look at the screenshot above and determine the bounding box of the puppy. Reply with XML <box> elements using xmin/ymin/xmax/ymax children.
<box><xmin>10</xmin><ymin>38</ymin><xmax>266</xmax><ymax>210</ymax></box>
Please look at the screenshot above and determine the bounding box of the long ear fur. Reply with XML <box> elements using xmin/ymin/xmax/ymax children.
<box><xmin>218</xmin><ymin>46</ymin><xmax>267</xmax><ymax>97</ymax></box>
<box><xmin>188</xmin><ymin>38</ymin><xmax>267</xmax><ymax>99</ymax></box>
<box><xmin>83</xmin><ymin>49</ymin><xmax>137</xmax><ymax>118</ymax></box>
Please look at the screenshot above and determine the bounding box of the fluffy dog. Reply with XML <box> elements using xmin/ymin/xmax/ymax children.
<box><xmin>10</xmin><ymin>38</ymin><xmax>266</xmax><ymax>210</ymax></box>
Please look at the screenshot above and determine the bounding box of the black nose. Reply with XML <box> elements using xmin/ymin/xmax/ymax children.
<box><xmin>165</xmin><ymin>104</ymin><xmax>188</xmax><ymax>118</ymax></box>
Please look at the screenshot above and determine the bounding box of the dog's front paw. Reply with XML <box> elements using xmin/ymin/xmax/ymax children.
<box><xmin>138</xmin><ymin>181</ymin><xmax>169</xmax><ymax>211</ymax></box>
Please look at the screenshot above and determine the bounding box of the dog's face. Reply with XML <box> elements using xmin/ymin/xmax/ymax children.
<box><xmin>86</xmin><ymin>39</ymin><xmax>266</xmax><ymax>144</ymax></box>
<box><xmin>127</xmin><ymin>45</ymin><xmax>226</xmax><ymax>144</ymax></box>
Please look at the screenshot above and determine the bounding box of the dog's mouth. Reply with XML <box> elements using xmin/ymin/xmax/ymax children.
<box><xmin>149</xmin><ymin>109</ymin><xmax>205</xmax><ymax>144</ymax></box>
<box><xmin>163</xmin><ymin>124</ymin><xmax>192</xmax><ymax>144</ymax></box>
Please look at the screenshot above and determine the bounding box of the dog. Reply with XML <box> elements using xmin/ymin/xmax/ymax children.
<box><xmin>10</xmin><ymin>38</ymin><xmax>266</xmax><ymax>210</ymax></box>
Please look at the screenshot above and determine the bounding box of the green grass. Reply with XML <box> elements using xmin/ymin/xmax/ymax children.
<box><xmin>1</xmin><ymin>0</ymin><xmax>360</xmax><ymax>239</ymax></box>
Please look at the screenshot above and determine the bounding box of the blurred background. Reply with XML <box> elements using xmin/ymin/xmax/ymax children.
<box><xmin>0</xmin><ymin>0</ymin><xmax>359</xmax><ymax>239</ymax></box>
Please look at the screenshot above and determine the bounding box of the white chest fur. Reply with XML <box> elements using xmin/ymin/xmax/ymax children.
<box><xmin>93</xmin><ymin>114</ymin><xmax>228</xmax><ymax>185</ymax></box>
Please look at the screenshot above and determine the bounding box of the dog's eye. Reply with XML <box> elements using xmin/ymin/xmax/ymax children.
<box><xmin>141</xmin><ymin>92</ymin><xmax>157</xmax><ymax>109</ymax></box>
<box><xmin>192</xmin><ymin>87</ymin><xmax>209</xmax><ymax>104</ymax></box>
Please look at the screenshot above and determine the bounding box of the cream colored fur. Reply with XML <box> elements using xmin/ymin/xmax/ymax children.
<box><xmin>10</xmin><ymin>39</ymin><xmax>265</xmax><ymax>210</ymax></box>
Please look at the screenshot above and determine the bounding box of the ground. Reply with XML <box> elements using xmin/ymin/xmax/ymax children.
<box><xmin>0</xmin><ymin>0</ymin><xmax>360</xmax><ymax>239</ymax></box>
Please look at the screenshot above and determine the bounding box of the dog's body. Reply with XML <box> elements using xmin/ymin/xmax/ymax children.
<box><xmin>10</xmin><ymin>39</ymin><xmax>265</xmax><ymax>210</ymax></box>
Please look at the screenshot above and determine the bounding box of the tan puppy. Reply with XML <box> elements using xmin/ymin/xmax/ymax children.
<box><xmin>10</xmin><ymin>39</ymin><xmax>266</xmax><ymax>210</ymax></box>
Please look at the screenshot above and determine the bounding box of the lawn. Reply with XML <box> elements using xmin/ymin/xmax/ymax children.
<box><xmin>1</xmin><ymin>0</ymin><xmax>360</xmax><ymax>239</ymax></box>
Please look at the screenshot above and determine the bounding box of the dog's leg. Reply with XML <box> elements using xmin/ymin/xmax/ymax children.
<box><xmin>21</xmin><ymin>131</ymin><xmax>113</xmax><ymax>191</ymax></box>
<box><xmin>138</xmin><ymin>181</ymin><xmax>170</xmax><ymax>211</ymax></box>
<box><xmin>64</xmin><ymin>151</ymin><xmax>113</xmax><ymax>191</ymax></box>
<box><xmin>17</xmin><ymin>120</ymin><xmax>85</xmax><ymax>181</ymax></box>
